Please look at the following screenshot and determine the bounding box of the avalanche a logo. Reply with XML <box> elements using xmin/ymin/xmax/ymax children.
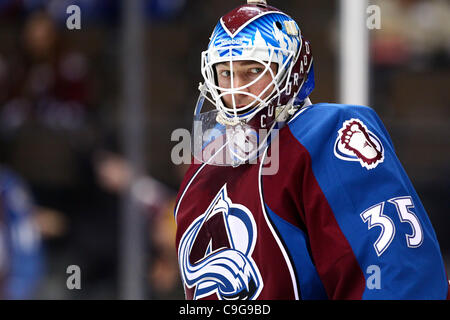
<box><xmin>334</xmin><ymin>118</ymin><xmax>384</xmax><ymax>169</ymax></box>
<box><xmin>178</xmin><ymin>184</ymin><xmax>263</xmax><ymax>300</ymax></box>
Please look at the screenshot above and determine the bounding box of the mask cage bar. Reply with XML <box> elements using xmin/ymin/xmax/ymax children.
<box><xmin>200</xmin><ymin>44</ymin><xmax>296</xmax><ymax>122</ymax></box>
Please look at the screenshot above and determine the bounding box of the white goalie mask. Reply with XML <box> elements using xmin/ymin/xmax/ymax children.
<box><xmin>192</xmin><ymin>1</ymin><xmax>315</xmax><ymax>167</ymax></box>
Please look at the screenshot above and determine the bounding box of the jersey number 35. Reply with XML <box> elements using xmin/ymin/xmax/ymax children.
<box><xmin>360</xmin><ymin>196</ymin><xmax>423</xmax><ymax>256</ymax></box>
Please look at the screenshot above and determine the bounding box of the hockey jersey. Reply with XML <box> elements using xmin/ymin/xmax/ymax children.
<box><xmin>0</xmin><ymin>168</ymin><xmax>44</xmax><ymax>299</ymax></box>
<box><xmin>174</xmin><ymin>103</ymin><xmax>449</xmax><ymax>300</ymax></box>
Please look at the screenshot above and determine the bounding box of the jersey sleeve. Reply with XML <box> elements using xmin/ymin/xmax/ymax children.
<box><xmin>288</xmin><ymin>103</ymin><xmax>449</xmax><ymax>299</ymax></box>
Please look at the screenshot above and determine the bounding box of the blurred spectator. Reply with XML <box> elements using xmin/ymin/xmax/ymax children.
<box><xmin>147</xmin><ymin>164</ymin><xmax>188</xmax><ymax>300</ymax></box>
<box><xmin>371</xmin><ymin>0</ymin><xmax>450</xmax><ymax>68</ymax></box>
<box><xmin>93</xmin><ymin>150</ymin><xmax>184</xmax><ymax>299</ymax></box>
<box><xmin>0</xmin><ymin>10</ymin><xmax>97</xmax><ymax>187</ymax></box>
<box><xmin>370</xmin><ymin>0</ymin><xmax>450</xmax><ymax>112</ymax></box>
<box><xmin>0</xmin><ymin>9</ymin><xmax>107</xmax><ymax>299</ymax></box>
<box><xmin>0</xmin><ymin>165</ymin><xmax>44</xmax><ymax>299</ymax></box>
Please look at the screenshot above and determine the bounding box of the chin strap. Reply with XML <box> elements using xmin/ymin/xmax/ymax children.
<box><xmin>275</xmin><ymin>97</ymin><xmax>312</xmax><ymax>123</ymax></box>
<box><xmin>216</xmin><ymin>112</ymin><xmax>241</xmax><ymax>126</ymax></box>
<box><xmin>275</xmin><ymin>104</ymin><xmax>295</xmax><ymax>122</ymax></box>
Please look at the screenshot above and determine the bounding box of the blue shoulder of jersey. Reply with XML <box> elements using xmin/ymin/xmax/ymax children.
<box><xmin>286</xmin><ymin>103</ymin><xmax>448</xmax><ymax>299</ymax></box>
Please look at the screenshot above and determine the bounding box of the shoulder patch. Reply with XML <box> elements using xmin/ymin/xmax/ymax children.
<box><xmin>334</xmin><ymin>118</ymin><xmax>384</xmax><ymax>169</ymax></box>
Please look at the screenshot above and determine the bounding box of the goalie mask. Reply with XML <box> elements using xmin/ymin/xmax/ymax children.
<box><xmin>192</xmin><ymin>0</ymin><xmax>314</xmax><ymax>167</ymax></box>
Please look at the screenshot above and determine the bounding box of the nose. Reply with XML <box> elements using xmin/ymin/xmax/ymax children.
<box><xmin>232</xmin><ymin>74</ymin><xmax>249</xmax><ymax>90</ymax></box>
<box><xmin>231</xmin><ymin>75</ymin><xmax>251</xmax><ymax>105</ymax></box>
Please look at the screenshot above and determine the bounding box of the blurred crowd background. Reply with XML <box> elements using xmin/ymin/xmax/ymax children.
<box><xmin>0</xmin><ymin>0</ymin><xmax>448</xmax><ymax>299</ymax></box>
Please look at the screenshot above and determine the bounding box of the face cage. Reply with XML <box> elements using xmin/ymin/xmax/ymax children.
<box><xmin>200</xmin><ymin>45</ymin><xmax>297</xmax><ymax>124</ymax></box>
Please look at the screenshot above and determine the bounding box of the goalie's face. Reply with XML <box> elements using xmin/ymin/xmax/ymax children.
<box><xmin>215</xmin><ymin>60</ymin><xmax>278</xmax><ymax>115</ymax></box>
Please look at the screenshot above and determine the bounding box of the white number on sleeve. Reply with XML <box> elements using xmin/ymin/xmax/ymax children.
<box><xmin>388</xmin><ymin>196</ymin><xmax>423</xmax><ymax>248</ymax></box>
<box><xmin>360</xmin><ymin>202</ymin><xmax>395</xmax><ymax>257</ymax></box>
<box><xmin>361</xmin><ymin>196</ymin><xmax>424</xmax><ymax>256</ymax></box>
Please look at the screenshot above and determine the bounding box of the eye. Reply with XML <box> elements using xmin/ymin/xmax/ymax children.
<box><xmin>249</xmin><ymin>67</ymin><xmax>263</xmax><ymax>74</ymax></box>
<box><xmin>219</xmin><ymin>70</ymin><xmax>231</xmax><ymax>77</ymax></box>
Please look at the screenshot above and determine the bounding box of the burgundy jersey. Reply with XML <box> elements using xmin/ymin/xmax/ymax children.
<box><xmin>174</xmin><ymin>104</ymin><xmax>449</xmax><ymax>300</ymax></box>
